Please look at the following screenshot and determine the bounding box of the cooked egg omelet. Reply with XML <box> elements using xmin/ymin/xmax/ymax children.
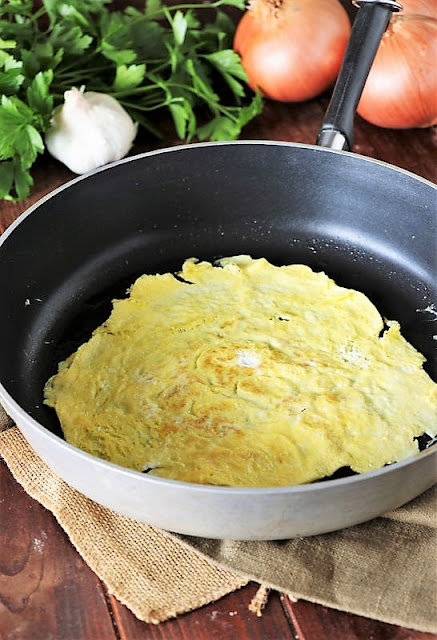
<box><xmin>44</xmin><ymin>256</ymin><xmax>437</xmax><ymax>487</ymax></box>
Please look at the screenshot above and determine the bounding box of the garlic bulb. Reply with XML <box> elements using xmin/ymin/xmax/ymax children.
<box><xmin>45</xmin><ymin>88</ymin><xmax>138</xmax><ymax>174</ymax></box>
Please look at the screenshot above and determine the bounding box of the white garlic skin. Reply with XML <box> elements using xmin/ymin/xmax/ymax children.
<box><xmin>45</xmin><ymin>88</ymin><xmax>138</xmax><ymax>174</ymax></box>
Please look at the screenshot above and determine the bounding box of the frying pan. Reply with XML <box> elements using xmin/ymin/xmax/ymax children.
<box><xmin>0</xmin><ymin>0</ymin><xmax>436</xmax><ymax>540</ymax></box>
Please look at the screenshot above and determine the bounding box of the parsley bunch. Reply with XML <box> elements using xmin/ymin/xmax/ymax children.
<box><xmin>0</xmin><ymin>0</ymin><xmax>262</xmax><ymax>201</ymax></box>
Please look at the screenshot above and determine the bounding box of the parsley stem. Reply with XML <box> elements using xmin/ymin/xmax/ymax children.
<box><xmin>147</xmin><ymin>0</ymin><xmax>240</xmax><ymax>18</ymax></box>
<box><xmin>165</xmin><ymin>82</ymin><xmax>238</xmax><ymax>120</ymax></box>
<box><xmin>29</xmin><ymin>6</ymin><xmax>47</xmax><ymax>22</ymax></box>
<box><xmin>118</xmin><ymin>100</ymin><xmax>172</xmax><ymax>112</ymax></box>
<box><xmin>55</xmin><ymin>65</ymin><xmax>114</xmax><ymax>79</ymax></box>
<box><xmin>112</xmin><ymin>80</ymin><xmax>237</xmax><ymax>120</ymax></box>
<box><xmin>56</xmin><ymin>51</ymin><xmax>101</xmax><ymax>75</ymax></box>
<box><xmin>111</xmin><ymin>85</ymin><xmax>164</xmax><ymax>98</ymax></box>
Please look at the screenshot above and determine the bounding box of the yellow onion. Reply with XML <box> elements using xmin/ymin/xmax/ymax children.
<box><xmin>357</xmin><ymin>0</ymin><xmax>437</xmax><ymax>129</ymax></box>
<box><xmin>234</xmin><ymin>0</ymin><xmax>351</xmax><ymax>103</ymax></box>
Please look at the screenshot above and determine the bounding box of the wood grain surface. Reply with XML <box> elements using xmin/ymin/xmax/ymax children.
<box><xmin>2</xmin><ymin>458</ymin><xmax>437</xmax><ymax>640</ymax></box>
<box><xmin>0</xmin><ymin>31</ymin><xmax>436</xmax><ymax>640</ymax></box>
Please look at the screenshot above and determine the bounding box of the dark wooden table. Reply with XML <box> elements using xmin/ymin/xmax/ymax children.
<box><xmin>1</xmin><ymin>94</ymin><xmax>436</xmax><ymax>640</ymax></box>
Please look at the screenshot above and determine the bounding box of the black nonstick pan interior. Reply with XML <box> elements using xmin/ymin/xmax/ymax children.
<box><xmin>0</xmin><ymin>143</ymin><xmax>436</xmax><ymax>449</ymax></box>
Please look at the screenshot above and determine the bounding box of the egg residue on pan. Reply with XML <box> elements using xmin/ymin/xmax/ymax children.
<box><xmin>44</xmin><ymin>256</ymin><xmax>437</xmax><ymax>487</ymax></box>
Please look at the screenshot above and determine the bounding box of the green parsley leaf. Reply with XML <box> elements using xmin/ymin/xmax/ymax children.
<box><xmin>21</xmin><ymin>43</ymin><xmax>64</xmax><ymax>76</ymax></box>
<box><xmin>204</xmin><ymin>50</ymin><xmax>248</xmax><ymax>82</ymax></box>
<box><xmin>48</xmin><ymin>24</ymin><xmax>93</xmax><ymax>58</ymax></box>
<box><xmin>128</xmin><ymin>18</ymin><xmax>167</xmax><ymax>61</ymax></box>
<box><xmin>0</xmin><ymin>38</ymin><xmax>17</xmax><ymax>50</ymax></box>
<box><xmin>236</xmin><ymin>91</ymin><xmax>263</xmax><ymax>127</ymax></box>
<box><xmin>204</xmin><ymin>50</ymin><xmax>248</xmax><ymax>100</ymax></box>
<box><xmin>52</xmin><ymin>1</ymin><xmax>102</xmax><ymax>35</ymax></box>
<box><xmin>185</xmin><ymin>58</ymin><xmax>218</xmax><ymax>105</ymax></box>
<box><xmin>0</xmin><ymin>95</ymin><xmax>44</xmax><ymax>168</ymax></box>
<box><xmin>99</xmin><ymin>12</ymin><xmax>137</xmax><ymax>65</ymax></box>
<box><xmin>113</xmin><ymin>63</ymin><xmax>146</xmax><ymax>92</ymax></box>
<box><xmin>170</xmin><ymin>11</ymin><xmax>188</xmax><ymax>47</ymax></box>
<box><xmin>197</xmin><ymin>92</ymin><xmax>262</xmax><ymax>141</ymax></box>
<box><xmin>26</xmin><ymin>70</ymin><xmax>54</xmax><ymax>126</ymax></box>
<box><xmin>169</xmin><ymin>98</ymin><xmax>196</xmax><ymax>140</ymax></box>
<box><xmin>13</xmin><ymin>157</ymin><xmax>34</xmax><ymax>200</ymax></box>
<box><xmin>197</xmin><ymin>114</ymin><xmax>241</xmax><ymax>141</ymax></box>
<box><xmin>0</xmin><ymin>160</ymin><xmax>14</xmax><ymax>199</ymax></box>
<box><xmin>144</xmin><ymin>0</ymin><xmax>163</xmax><ymax>19</ymax></box>
<box><xmin>0</xmin><ymin>52</ymin><xmax>24</xmax><ymax>95</ymax></box>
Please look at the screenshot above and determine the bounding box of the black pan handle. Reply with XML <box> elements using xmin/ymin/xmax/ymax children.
<box><xmin>317</xmin><ymin>0</ymin><xmax>402</xmax><ymax>151</ymax></box>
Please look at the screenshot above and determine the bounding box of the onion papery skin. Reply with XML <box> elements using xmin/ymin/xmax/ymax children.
<box><xmin>398</xmin><ymin>0</ymin><xmax>437</xmax><ymax>19</ymax></box>
<box><xmin>234</xmin><ymin>0</ymin><xmax>351</xmax><ymax>103</ymax></box>
<box><xmin>357</xmin><ymin>15</ymin><xmax>437</xmax><ymax>129</ymax></box>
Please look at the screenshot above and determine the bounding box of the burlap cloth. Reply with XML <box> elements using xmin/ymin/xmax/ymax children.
<box><xmin>0</xmin><ymin>405</ymin><xmax>436</xmax><ymax>632</ymax></box>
